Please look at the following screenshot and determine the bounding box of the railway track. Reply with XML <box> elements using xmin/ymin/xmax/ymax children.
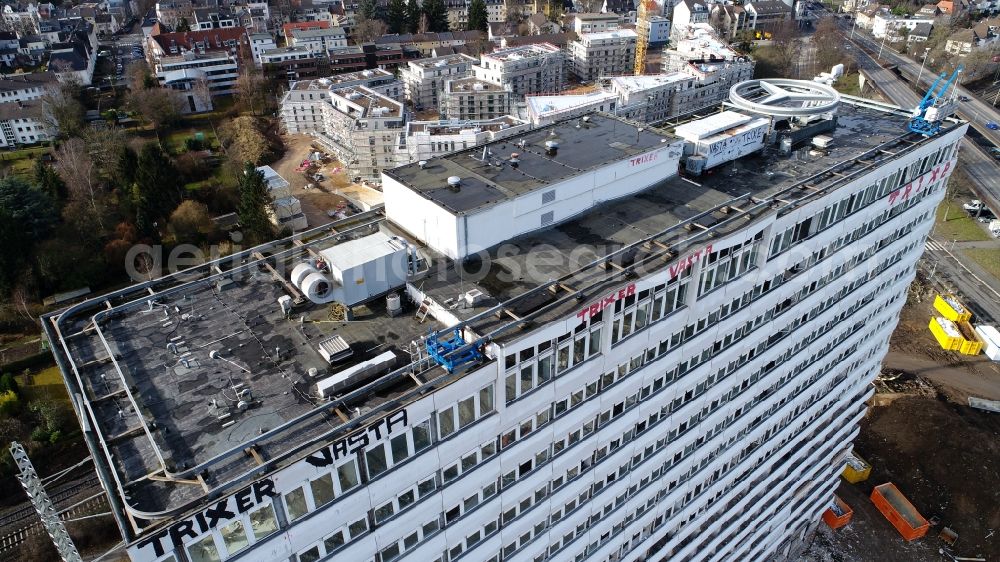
<box><xmin>0</xmin><ymin>474</ymin><xmax>102</xmax><ymax>531</ymax></box>
<box><xmin>0</xmin><ymin>495</ymin><xmax>109</xmax><ymax>557</ymax></box>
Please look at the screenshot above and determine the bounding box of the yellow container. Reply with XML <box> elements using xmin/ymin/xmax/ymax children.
<box><xmin>842</xmin><ymin>451</ymin><xmax>871</xmax><ymax>483</ymax></box>
<box><xmin>956</xmin><ymin>321</ymin><xmax>984</xmax><ymax>355</ymax></box>
<box><xmin>929</xmin><ymin>317</ymin><xmax>962</xmax><ymax>351</ymax></box>
<box><xmin>933</xmin><ymin>294</ymin><xmax>972</xmax><ymax>322</ymax></box>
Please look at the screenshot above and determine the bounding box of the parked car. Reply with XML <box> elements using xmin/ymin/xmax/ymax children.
<box><xmin>958</xmin><ymin>95</ymin><xmax>970</xmax><ymax>102</ymax></box>
<box><xmin>964</xmin><ymin>199</ymin><xmax>986</xmax><ymax>212</ymax></box>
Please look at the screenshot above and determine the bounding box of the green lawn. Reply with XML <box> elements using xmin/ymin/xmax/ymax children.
<box><xmin>15</xmin><ymin>365</ymin><xmax>69</xmax><ymax>402</ymax></box>
<box><xmin>935</xmin><ymin>201</ymin><xmax>990</xmax><ymax>242</ymax></box>
<box><xmin>963</xmin><ymin>248</ymin><xmax>1000</xmax><ymax>281</ymax></box>
<box><xmin>834</xmin><ymin>73</ymin><xmax>862</xmax><ymax>96</ymax></box>
<box><xmin>0</xmin><ymin>146</ymin><xmax>51</xmax><ymax>180</ymax></box>
<box><xmin>162</xmin><ymin>126</ymin><xmax>220</xmax><ymax>156</ymax></box>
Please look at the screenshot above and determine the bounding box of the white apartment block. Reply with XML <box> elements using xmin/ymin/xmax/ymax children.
<box><xmin>249</xmin><ymin>32</ymin><xmax>276</xmax><ymax>66</ymax></box>
<box><xmin>473</xmin><ymin>43</ymin><xmax>565</xmax><ymax>99</ymax></box>
<box><xmin>289</xmin><ymin>26</ymin><xmax>348</xmax><ymax>52</ymax></box>
<box><xmin>399</xmin><ymin>53</ymin><xmax>477</xmax><ymax>111</ymax></box>
<box><xmin>155</xmin><ymin>51</ymin><xmax>238</xmax><ymax>110</ymax></box>
<box><xmin>0</xmin><ymin>73</ymin><xmax>56</xmax><ymax>147</ymax></box>
<box><xmin>572</xmin><ymin>12</ymin><xmax>622</xmax><ymax>33</ymax></box>
<box><xmin>440</xmin><ymin>77</ymin><xmax>514</xmax><ymax>121</ymax></box>
<box><xmin>48</xmin><ymin>82</ymin><xmax>968</xmax><ymax>562</ymax></box>
<box><xmin>398</xmin><ymin>116</ymin><xmax>532</xmax><ymax>162</ymax></box>
<box><xmin>871</xmin><ymin>14</ymin><xmax>935</xmax><ymax>40</ymax></box>
<box><xmin>313</xmin><ymin>86</ymin><xmax>406</xmax><ymax>182</ymax></box>
<box><xmin>280</xmin><ymin>70</ymin><xmax>404</xmax><ymax>135</ymax></box>
<box><xmin>568</xmin><ymin>29</ymin><xmax>637</xmax><ymax>81</ymax></box>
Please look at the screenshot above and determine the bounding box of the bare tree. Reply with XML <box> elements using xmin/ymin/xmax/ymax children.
<box><xmin>39</xmin><ymin>82</ymin><xmax>85</xmax><ymax>138</ymax></box>
<box><xmin>354</xmin><ymin>15</ymin><xmax>389</xmax><ymax>44</ymax></box>
<box><xmin>130</xmin><ymin>86</ymin><xmax>185</xmax><ymax>131</ymax></box>
<box><xmin>54</xmin><ymin>138</ymin><xmax>104</xmax><ymax>229</ymax></box>
<box><xmin>191</xmin><ymin>76</ymin><xmax>212</xmax><ymax>112</ymax></box>
<box><xmin>234</xmin><ymin>67</ymin><xmax>270</xmax><ymax>116</ymax></box>
<box><xmin>125</xmin><ymin>59</ymin><xmax>153</xmax><ymax>92</ymax></box>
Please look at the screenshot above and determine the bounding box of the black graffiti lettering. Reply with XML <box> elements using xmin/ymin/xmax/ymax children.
<box><xmin>385</xmin><ymin>409</ymin><xmax>408</xmax><ymax>434</ymax></box>
<box><xmin>137</xmin><ymin>530</ymin><xmax>170</xmax><ymax>558</ymax></box>
<box><xmin>331</xmin><ymin>437</ymin><xmax>349</xmax><ymax>459</ymax></box>
<box><xmin>253</xmin><ymin>478</ymin><xmax>277</xmax><ymax>503</ymax></box>
<box><xmin>205</xmin><ymin>499</ymin><xmax>235</xmax><ymax>528</ymax></box>
<box><xmin>235</xmin><ymin>486</ymin><xmax>254</xmax><ymax>513</ymax></box>
<box><xmin>169</xmin><ymin>520</ymin><xmax>199</xmax><ymax>548</ymax></box>
<box><xmin>194</xmin><ymin>511</ymin><xmax>209</xmax><ymax>534</ymax></box>
<box><xmin>368</xmin><ymin>417</ymin><xmax>385</xmax><ymax>441</ymax></box>
<box><xmin>305</xmin><ymin>447</ymin><xmax>334</xmax><ymax>468</ymax></box>
<box><xmin>347</xmin><ymin>431</ymin><xmax>369</xmax><ymax>455</ymax></box>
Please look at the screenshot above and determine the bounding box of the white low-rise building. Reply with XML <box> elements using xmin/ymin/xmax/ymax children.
<box><xmin>288</xmin><ymin>26</ymin><xmax>347</xmax><ymax>52</ymax></box>
<box><xmin>871</xmin><ymin>13</ymin><xmax>935</xmax><ymax>40</ymax></box>
<box><xmin>398</xmin><ymin>116</ymin><xmax>532</xmax><ymax>162</ymax></box>
<box><xmin>526</xmin><ymin>90</ymin><xmax>618</xmax><ymax>125</ymax></box>
<box><xmin>257</xmin><ymin>165</ymin><xmax>308</xmax><ymax>232</ymax></box>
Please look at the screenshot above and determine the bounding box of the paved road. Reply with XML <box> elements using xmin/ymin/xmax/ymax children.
<box><xmin>843</xmin><ymin>28</ymin><xmax>1000</xmax><ymax>215</ymax></box>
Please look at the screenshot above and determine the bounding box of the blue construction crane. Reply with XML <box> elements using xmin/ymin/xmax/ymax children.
<box><xmin>908</xmin><ymin>65</ymin><xmax>963</xmax><ymax>137</ymax></box>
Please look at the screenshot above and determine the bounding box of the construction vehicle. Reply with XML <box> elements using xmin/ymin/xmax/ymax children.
<box><xmin>635</xmin><ymin>0</ymin><xmax>657</xmax><ymax>75</ymax></box>
<box><xmin>908</xmin><ymin>65</ymin><xmax>962</xmax><ymax>136</ymax></box>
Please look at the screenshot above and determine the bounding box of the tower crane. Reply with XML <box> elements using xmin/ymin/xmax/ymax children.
<box><xmin>635</xmin><ymin>0</ymin><xmax>657</xmax><ymax>75</ymax></box>
<box><xmin>908</xmin><ymin>65</ymin><xmax>963</xmax><ymax>136</ymax></box>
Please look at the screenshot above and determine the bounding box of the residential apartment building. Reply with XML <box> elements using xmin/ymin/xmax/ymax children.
<box><xmin>146</xmin><ymin>28</ymin><xmax>250</xmax><ymax>109</ymax></box>
<box><xmin>440</xmin><ymin>77</ymin><xmax>514</xmax><ymax>120</ymax></box>
<box><xmin>280</xmin><ymin>69</ymin><xmax>404</xmax><ymax>134</ymax></box>
<box><xmin>399</xmin><ymin>53</ymin><xmax>476</xmax><ymax>110</ymax></box>
<box><xmin>571</xmin><ymin>12</ymin><xmax>622</xmax><ymax>34</ymax></box>
<box><xmin>260</xmin><ymin>46</ymin><xmax>326</xmax><ymax>82</ymax></box>
<box><xmin>311</xmin><ymin>86</ymin><xmax>406</xmax><ymax>181</ymax></box>
<box><xmin>398</xmin><ymin>116</ymin><xmax>531</xmax><ymax>162</ymax></box>
<box><xmin>743</xmin><ymin>0</ymin><xmax>793</xmax><ymax>31</ymax></box>
<box><xmin>0</xmin><ymin>71</ymin><xmax>56</xmax><ymax>147</ymax></box>
<box><xmin>671</xmin><ymin>0</ymin><xmax>710</xmax><ymax>36</ymax></box>
<box><xmin>289</xmin><ymin>26</ymin><xmax>348</xmax><ymax>52</ymax></box>
<box><xmin>871</xmin><ymin>13</ymin><xmax>935</xmax><ymax>40</ymax></box>
<box><xmin>48</xmin><ymin>81</ymin><xmax>968</xmax><ymax>562</ymax></box>
<box><xmin>568</xmin><ymin>29</ymin><xmax>637</xmax><ymax>81</ymax></box>
<box><xmin>473</xmin><ymin>43</ymin><xmax>565</xmax><ymax>98</ymax></box>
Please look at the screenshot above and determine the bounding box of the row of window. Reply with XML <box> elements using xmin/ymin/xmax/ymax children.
<box><xmin>769</xmin><ymin>142</ymin><xmax>954</xmax><ymax>259</ymax></box>
<box><xmin>277</xmin><ymin>177</ymin><xmax>934</xmax><ymax>562</ymax></box>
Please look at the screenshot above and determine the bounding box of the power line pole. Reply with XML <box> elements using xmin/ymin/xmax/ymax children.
<box><xmin>10</xmin><ymin>442</ymin><xmax>82</xmax><ymax>562</ymax></box>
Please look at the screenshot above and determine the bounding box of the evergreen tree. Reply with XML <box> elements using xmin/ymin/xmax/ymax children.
<box><xmin>387</xmin><ymin>0</ymin><xmax>407</xmax><ymax>33</ymax></box>
<box><xmin>33</xmin><ymin>158</ymin><xmax>67</xmax><ymax>201</ymax></box>
<box><xmin>237</xmin><ymin>163</ymin><xmax>274</xmax><ymax>245</ymax></box>
<box><xmin>132</xmin><ymin>144</ymin><xmax>182</xmax><ymax>237</ymax></box>
<box><xmin>358</xmin><ymin>0</ymin><xmax>379</xmax><ymax>21</ymax></box>
<box><xmin>0</xmin><ymin>176</ymin><xmax>57</xmax><ymax>237</ymax></box>
<box><xmin>405</xmin><ymin>0</ymin><xmax>421</xmax><ymax>32</ymax></box>
<box><xmin>0</xmin><ymin>209</ymin><xmax>29</xmax><ymax>295</ymax></box>
<box><xmin>116</xmin><ymin>146</ymin><xmax>139</xmax><ymax>190</ymax></box>
<box><xmin>176</xmin><ymin>17</ymin><xmax>191</xmax><ymax>32</ymax></box>
<box><xmin>422</xmin><ymin>0</ymin><xmax>449</xmax><ymax>32</ymax></box>
<box><xmin>467</xmin><ymin>0</ymin><xmax>488</xmax><ymax>31</ymax></box>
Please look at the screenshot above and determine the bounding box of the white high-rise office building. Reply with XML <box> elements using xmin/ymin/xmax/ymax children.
<box><xmin>46</xmin><ymin>80</ymin><xmax>966</xmax><ymax>562</ymax></box>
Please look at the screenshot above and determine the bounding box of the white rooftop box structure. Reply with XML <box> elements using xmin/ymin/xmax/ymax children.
<box><xmin>291</xmin><ymin>232</ymin><xmax>410</xmax><ymax>306</ymax></box>
<box><xmin>675</xmin><ymin>110</ymin><xmax>770</xmax><ymax>170</ymax></box>
<box><xmin>315</xmin><ymin>350</ymin><xmax>397</xmax><ymax>398</ymax></box>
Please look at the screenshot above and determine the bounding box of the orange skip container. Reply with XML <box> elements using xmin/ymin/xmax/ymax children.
<box><xmin>870</xmin><ymin>483</ymin><xmax>929</xmax><ymax>541</ymax></box>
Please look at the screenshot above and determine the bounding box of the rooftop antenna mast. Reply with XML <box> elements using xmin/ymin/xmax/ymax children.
<box><xmin>9</xmin><ymin>441</ymin><xmax>83</xmax><ymax>562</ymax></box>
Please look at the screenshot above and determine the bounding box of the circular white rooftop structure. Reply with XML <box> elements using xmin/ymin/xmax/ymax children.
<box><xmin>729</xmin><ymin>79</ymin><xmax>840</xmax><ymax>118</ymax></box>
